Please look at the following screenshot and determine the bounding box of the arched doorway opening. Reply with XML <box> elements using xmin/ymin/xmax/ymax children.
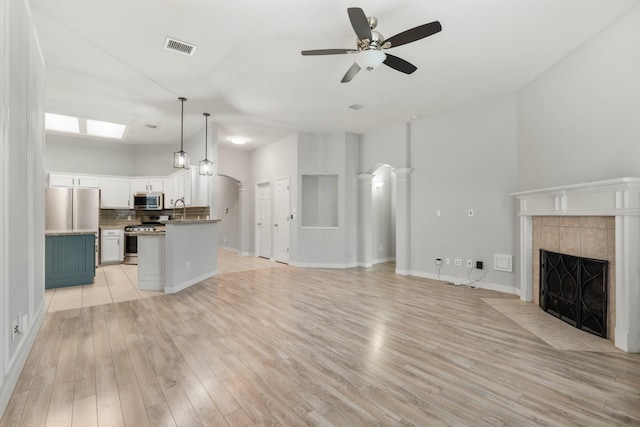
<box><xmin>371</xmin><ymin>164</ymin><xmax>396</xmax><ymax>269</ymax></box>
<box><xmin>217</xmin><ymin>174</ymin><xmax>241</xmax><ymax>252</ymax></box>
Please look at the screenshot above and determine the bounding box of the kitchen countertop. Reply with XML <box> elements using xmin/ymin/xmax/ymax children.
<box><xmin>130</xmin><ymin>230</ymin><xmax>166</xmax><ymax>236</ymax></box>
<box><xmin>45</xmin><ymin>229</ymin><xmax>98</xmax><ymax>236</ymax></box>
<box><xmin>162</xmin><ymin>219</ymin><xmax>221</xmax><ymax>225</ymax></box>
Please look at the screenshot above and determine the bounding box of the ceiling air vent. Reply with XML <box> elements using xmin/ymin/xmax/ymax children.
<box><xmin>164</xmin><ymin>37</ymin><xmax>197</xmax><ymax>56</ymax></box>
<box><xmin>348</xmin><ymin>104</ymin><xmax>364</xmax><ymax>111</ymax></box>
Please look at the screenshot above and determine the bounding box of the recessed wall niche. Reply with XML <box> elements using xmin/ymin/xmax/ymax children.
<box><xmin>301</xmin><ymin>174</ymin><xmax>338</xmax><ymax>227</ymax></box>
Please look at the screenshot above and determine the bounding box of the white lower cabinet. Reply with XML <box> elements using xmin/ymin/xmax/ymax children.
<box><xmin>100</xmin><ymin>229</ymin><xmax>123</xmax><ymax>264</ymax></box>
<box><xmin>137</xmin><ymin>234</ymin><xmax>165</xmax><ymax>291</ymax></box>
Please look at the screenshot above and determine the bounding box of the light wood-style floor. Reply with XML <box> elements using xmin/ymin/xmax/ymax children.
<box><xmin>2</xmin><ymin>252</ymin><xmax>639</xmax><ymax>426</ymax></box>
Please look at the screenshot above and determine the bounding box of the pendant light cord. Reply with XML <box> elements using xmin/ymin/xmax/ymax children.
<box><xmin>204</xmin><ymin>114</ymin><xmax>209</xmax><ymax>159</ymax></box>
<box><xmin>180</xmin><ymin>97</ymin><xmax>186</xmax><ymax>151</ymax></box>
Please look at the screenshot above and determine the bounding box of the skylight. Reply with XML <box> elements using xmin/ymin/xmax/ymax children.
<box><xmin>87</xmin><ymin>119</ymin><xmax>127</xmax><ymax>139</ymax></box>
<box><xmin>45</xmin><ymin>113</ymin><xmax>80</xmax><ymax>134</ymax></box>
<box><xmin>45</xmin><ymin>113</ymin><xmax>128</xmax><ymax>140</ymax></box>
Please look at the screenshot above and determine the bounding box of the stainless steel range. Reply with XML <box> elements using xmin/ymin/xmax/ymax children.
<box><xmin>123</xmin><ymin>215</ymin><xmax>167</xmax><ymax>264</ymax></box>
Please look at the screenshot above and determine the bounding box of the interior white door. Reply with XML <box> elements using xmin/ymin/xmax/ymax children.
<box><xmin>274</xmin><ymin>177</ymin><xmax>290</xmax><ymax>264</ymax></box>
<box><xmin>256</xmin><ymin>182</ymin><xmax>271</xmax><ymax>259</ymax></box>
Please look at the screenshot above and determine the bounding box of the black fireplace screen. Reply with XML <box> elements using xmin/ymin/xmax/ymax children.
<box><xmin>540</xmin><ymin>249</ymin><xmax>608</xmax><ymax>338</ymax></box>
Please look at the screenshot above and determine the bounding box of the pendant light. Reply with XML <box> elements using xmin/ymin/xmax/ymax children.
<box><xmin>173</xmin><ymin>97</ymin><xmax>190</xmax><ymax>169</ymax></box>
<box><xmin>199</xmin><ymin>113</ymin><xmax>214</xmax><ymax>176</ymax></box>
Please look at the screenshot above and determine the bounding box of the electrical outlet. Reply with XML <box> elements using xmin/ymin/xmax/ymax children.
<box><xmin>454</xmin><ymin>258</ymin><xmax>462</xmax><ymax>266</ymax></box>
<box><xmin>436</xmin><ymin>209</ymin><xmax>441</xmax><ymax>217</ymax></box>
<box><xmin>466</xmin><ymin>259</ymin><xmax>473</xmax><ymax>267</ymax></box>
<box><xmin>379</xmin><ymin>245</ymin><xmax>383</xmax><ymax>252</ymax></box>
<box><xmin>11</xmin><ymin>317</ymin><xmax>19</xmax><ymax>341</ymax></box>
<box><xmin>186</xmin><ymin>261</ymin><xmax>191</xmax><ymax>271</ymax></box>
<box><xmin>435</xmin><ymin>257</ymin><xmax>442</xmax><ymax>265</ymax></box>
<box><xmin>446</xmin><ymin>258</ymin><xmax>450</xmax><ymax>265</ymax></box>
<box><xmin>476</xmin><ymin>261</ymin><xmax>484</xmax><ymax>270</ymax></box>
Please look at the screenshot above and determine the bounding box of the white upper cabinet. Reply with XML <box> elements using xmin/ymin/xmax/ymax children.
<box><xmin>164</xmin><ymin>170</ymin><xmax>191</xmax><ymax>208</ymax></box>
<box><xmin>49</xmin><ymin>173</ymin><xmax>101</xmax><ymax>189</ymax></box>
<box><xmin>131</xmin><ymin>178</ymin><xmax>164</xmax><ymax>193</ymax></box>
<box><xmin>100</xmin><ymin>178</ymin><xmax>130</xmax><ymax>209</ymax></box>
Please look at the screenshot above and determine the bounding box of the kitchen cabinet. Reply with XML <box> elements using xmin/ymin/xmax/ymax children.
<box><xmin>45</xmin><ymin>233</ymin><xmax>96</xmax><ymax>288</ymax></box>
<box><xmin>100</xmin><ymin>177</ymin><xmax>131</xmax><ymax>208</ymax></box>
<box><xmin>164</xmin><ymin>170</ymin><xmax>191</xmax><ymax>208</ymax></box>
<box><xmin>49</xmin><ymin>173</ymin><xmax>100</xmax><ymax>189</ymax></box>
<box><xmin>101</xmin><ymin>228</ymin><xmax>123</xmax><ymax>264</ymax></box>
<box><xmin>131</xmin><ymin>178</ymin><xmax>164</xmax><ymax>194</ymax></box>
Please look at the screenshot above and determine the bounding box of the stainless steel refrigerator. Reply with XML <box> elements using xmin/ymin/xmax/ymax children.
<box><xmin>45</xmin><ymin>187</ymin><xmax>100</xmax><ymax>232</ymax></box>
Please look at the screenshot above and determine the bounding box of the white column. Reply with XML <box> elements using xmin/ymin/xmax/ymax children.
<box><xmin>395</xmin><ymin>168</ymin><xmax>412</xmax><ymax>275</ymax></box>
<box><xmin>615</xmin><ymin>214</ymin><xmax>640</xmax><ymax>352</ymax></box>
<box><xmin>237</xmin><ymin>182</ymin><xmax>252</xmax><ymax>256</ymax></box>
<box><xmin>519</xmin><ymin>213</ymin><xmax>533</xmax><ymax>302</ymax></box>
<box><xmin>358</xmin><ymin>174</ymin><xmax>373</xmax><ymax>268</ymax></box>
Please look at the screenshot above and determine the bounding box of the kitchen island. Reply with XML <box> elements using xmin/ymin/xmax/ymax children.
<box><xmin>137</xmin><ymin>219</ymin><xmax>220</xmax><ymax>293</ymax></box>
<box><xmin>45</xmin><ymin>230</ymin><xmax>97</xmax><ymax>288</ymax></box>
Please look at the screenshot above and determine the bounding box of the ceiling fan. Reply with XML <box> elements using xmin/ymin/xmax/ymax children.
<box><xmin>301</xmin><ymin>7</ymin><xmax>442</xmax><ymax>83</ymax></box>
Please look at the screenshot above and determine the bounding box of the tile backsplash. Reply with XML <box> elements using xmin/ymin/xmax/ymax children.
<box><xmin>99</xmin><ymin>207</ymin><xmax>210</xmax><ymax>228</ymax></box>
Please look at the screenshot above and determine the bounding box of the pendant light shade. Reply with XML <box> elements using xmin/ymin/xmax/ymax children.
<box><xmin>199</xmin><ymin>113</ymin><xmax>214</xmax><ymax>176</ymax></box>
<box><xmin>173</xmin><ymin>97</ymin><xmax>190</xmax><ymax>169</ymax></box>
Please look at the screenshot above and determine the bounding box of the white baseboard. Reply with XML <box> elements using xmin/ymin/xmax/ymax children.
<box><xmin>164</xmin><ymin>270</ymin><xmax>218</xmax><ymax>294</ymax></box>
<box><xmin>0</xmin><ymin>303</ymin><xmax>45</xmax><ymax>417</ymax></box>
<box><xmin>239</xmin><ymin>252</ymin><xmax>253</xmax><ymax>257</ymax></box>
<box><xmin>218</xmin><ymin>245</ymin><xmax>240</xmax><ymax>253</ymax></box>
<box><xmin>408</xmin><ymin>270</ymin><xmax>519</xmax><ymax>295</ymax></box>
<box><xmin>372</xmin><ymin>257</ymin><xmax>396</xmax><ymax>265</ymax></box>
<box><xmin>289</xmin><ymin>261</ymin><xmax>358</xmax><ymax>269</ymax></box>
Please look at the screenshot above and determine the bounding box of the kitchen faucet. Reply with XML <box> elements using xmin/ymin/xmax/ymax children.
<box><xmin>173</xmin><ymin>198</ymin><xmax>186</xmax><ymax>221</ymax></box>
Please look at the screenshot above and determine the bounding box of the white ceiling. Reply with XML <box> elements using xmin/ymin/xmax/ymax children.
<box><xmin>30</xmin><ymin>0</ymin><xmax>638</xmax><ymax>151</ymax></box>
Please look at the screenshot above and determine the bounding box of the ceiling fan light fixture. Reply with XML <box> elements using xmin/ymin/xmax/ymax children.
<box><xmin>356</xmin><ymin>49</ymin><xmax>386</xmax><ymax>71</ymax></box>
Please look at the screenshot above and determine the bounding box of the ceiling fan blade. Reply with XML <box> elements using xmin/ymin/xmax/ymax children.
<box><xmin>301</xmin><ymin>49</ymin><xmax>357</xmax><ymax>56</ymax></box>
<box><xmin>341</xmin><ymin>63</ymin><xmax>361</xmax><ymax>83</ymax></box>
<box><xmin>383</xmin><ymin>54</ymin><xmax>417</xmax><ymax>74</ymax></box>
<box><xmin>385</xmin><ymin>21</ymin><xmax>442</xmax><ymax>48</ymax></box>
<box><xmin>347</xmin><ymin>7</ymin><xmax>372</xmax><ymax>41</ymax></box>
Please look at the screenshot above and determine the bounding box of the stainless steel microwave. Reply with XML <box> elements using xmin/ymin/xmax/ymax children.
<box><xmin>133</xmin><ymin>192</ymin><xmax>164</xmax><ymax>210</ymax></box>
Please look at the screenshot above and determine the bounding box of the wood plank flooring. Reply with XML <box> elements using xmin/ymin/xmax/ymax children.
<box><xmin>2</xmin><ymin>254</ymin><xmax>639</xmax><ymax>426</ymax></box>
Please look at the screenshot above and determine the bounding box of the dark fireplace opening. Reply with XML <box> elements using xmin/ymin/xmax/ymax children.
<box><xmin>540</xmin><ymin>249</ymin><xmax>608</xmax><ymax>338</ymax></box>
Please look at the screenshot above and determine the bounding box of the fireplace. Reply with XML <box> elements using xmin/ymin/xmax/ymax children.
<box><xmin>513</xmin><ymin>177</ymin><xmax>640</xmax><ymax>353</ymax></box>
<box><xmin>540</xmin><ymin>249</ymin><xmax>608</xmax><ymax>338</ymax></box>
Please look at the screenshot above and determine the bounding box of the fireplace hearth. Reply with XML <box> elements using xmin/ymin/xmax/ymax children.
<box><xmin>540</xmin><ymin>249</ymin><xmax>608</xmax><ymax>338</ymax></box>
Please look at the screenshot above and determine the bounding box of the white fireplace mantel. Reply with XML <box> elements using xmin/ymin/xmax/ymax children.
<box><xmin>512</xmin><ymin>177</ymin><xmax>640</xmax><ymax>353</ymax></box>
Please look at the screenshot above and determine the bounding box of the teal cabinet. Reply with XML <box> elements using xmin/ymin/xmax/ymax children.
<box><xmin>45</xmin><ymin>234</ymin><xmax>96</xmax><ymax>289</ymax></box>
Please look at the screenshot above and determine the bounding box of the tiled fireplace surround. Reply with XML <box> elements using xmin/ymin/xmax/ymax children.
<box><xmin>514</xmin><ymin>178</ymin><xmax>640</xmax><ymax>353</ymax></box>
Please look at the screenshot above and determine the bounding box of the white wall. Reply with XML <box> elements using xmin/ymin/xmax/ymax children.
<box><xmin>362</xmin><ymin>123</ymin><xmax>408</xmax><ymax>172</ymax></box>
<box><xmin>218</xmin><ymin>147</ymin><xmax>250</xmax><ymax>183</ymax></box>
<box><xmin>45</xmin><ymin>134</ymin><xmax>137</xmax><ymax>176</ymax></box>
<box><xmin>217</xmin><ymin>175</ymin><xmax>240</xmax><ymax>251</ymax></box>
<box><xmin>517</xmin><ymin>2</ymin><xmax>640</xmax><ymax>190</ymax></box>
<box><xmin>295</xmin><ymin>132</ymin><xmax>360</xmax><ymax>267</ymax></box>
<box><xmin>409</xmin><ymin>96</ymin><xmax>519</xmax><ymax>292</ymax></box>
<box><xmin>1</xmin><ymin>0</ymin><xmax>46</xmax><ymax>415</ymax></box>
